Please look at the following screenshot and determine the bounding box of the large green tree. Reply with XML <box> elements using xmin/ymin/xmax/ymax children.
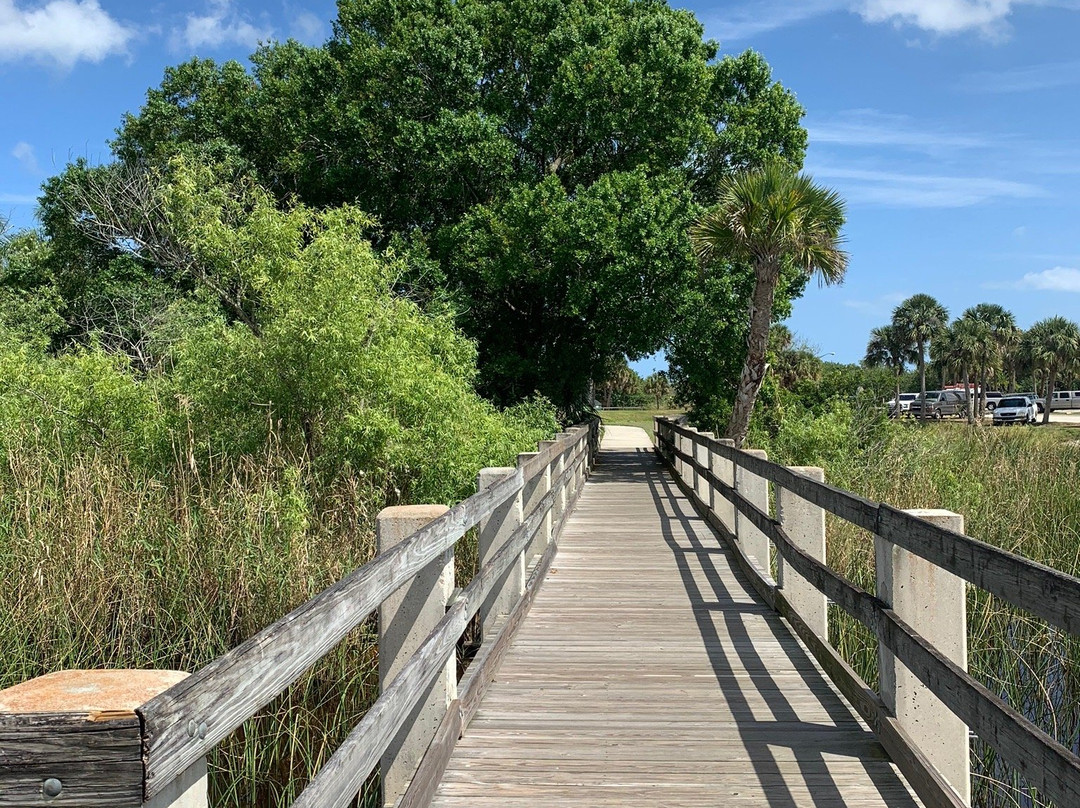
<box><xmin>690</xmin><ymin>161</ymin><xmax>847</xmax><ymax>447</ymax></box>
<box><xmin>95</xmin><ymin>0</ymin><xmax>807</xmax><ymax>411</ymax></box>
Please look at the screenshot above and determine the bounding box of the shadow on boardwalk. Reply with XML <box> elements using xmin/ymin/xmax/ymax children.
<box><xmin>431</xmin><ymin>426</ymin><xmax>921</xmax><ymax>807</ymax></box>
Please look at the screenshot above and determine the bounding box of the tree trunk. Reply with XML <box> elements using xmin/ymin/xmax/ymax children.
<box><xmin>1043</xmin><ymin>366</ymin><xmax>1057</xmax><ymax>425</ymax></box>
<box><xmin>725</xmin><ymin>262</ymin><xmax>780</xmax><ymax>447</ymax></box>
<box><xmin>894</xmin><ymin>374</ymin><xmax>901</xmax><ymax>420</ymax></box>
<box><xmin>917</xmin><ymin>344</ymin><xmax>927</xmax><ymax>422</ymax></box>
<box><xmin>979</xmin><ymin>368</ymin><xmax>988</xmax><ymax>417</ymax></box>
<box><xmin>963</xmin><ymin>365</ymin><xmax>974</xmax><ymax>425</ymax></box>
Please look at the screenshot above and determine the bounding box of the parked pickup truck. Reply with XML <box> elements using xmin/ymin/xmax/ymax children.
<box><xmin>908</xmin><ymin>390</ymin><xmax>967</xmax><ymax>419</ymax></box>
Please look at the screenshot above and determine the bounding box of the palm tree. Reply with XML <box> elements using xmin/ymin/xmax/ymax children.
<box><xmin>893</xmin><ymin>294</ymin><xmax>948</xmax><ymax>421</ymax></box>
<box><xmin>1024</xmin><ymin>317</ymin><xmax>1080</xmax><ymax>424</ymax></box>
<box><xmin>965</xmin><ymin>303</ymin><xmax>1016</xmax><ymax>414</ymax></box>
<box><xmin>691</xmin><ymin>161</ymin><xmax>847</xmax><ymax>447</ymax></box>
<box><xmin>946</xmin><ymin>317</ymin><xmax>991</xmax><ymax>424</ymax></box>
<box><xmin>864</xmin><ymin>325</ymin><xmax>916</xmax><ymax>418</ymax></box>
<box><xmin>1001</xmin><ymin>324</ymin><xmax>1023</xmax><ymax>393</ymax></box>
<box><xmin>643</xmin><ymin>372</ymin><xmax>672</xmax><ymax>410</ymax></box>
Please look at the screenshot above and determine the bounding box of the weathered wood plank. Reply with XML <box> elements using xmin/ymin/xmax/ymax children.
<box><xmin>291</xmin><ymin>440</ymin><xmax>593</xmax><ymax>808</ymax></box>
<box><xmin>459</xmin><ymin>538</ymin><xmax>559</xmax><ymax>727</ymax></box>
<box><xmin>877</xmin><ymin>503</ymin><xmax>1080</xmax><ymax>635</ymax></box>
<box><xmin>0</xmin><ymin>714</ymin><xmax>143</xmax><ymax>807</ymax></box>
<box><xmin>139</xmin><ymin>467</ymin><xmax>525</xmax><ymax>798</ymax></box>
<box><xmin>395</xmin><ymin>701</ymin><xmax>463</xmax><ymax>808</ymax></box>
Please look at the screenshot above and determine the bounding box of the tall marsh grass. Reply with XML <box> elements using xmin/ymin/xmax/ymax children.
<box><xmin>766</xmin><ymin>408</ymin><xmax>1080</xmax><ymax>808</ymax></box>
<box><xmin>0</xmin><ymin>435</ymin><xmax>492</xmax><ymax>807</ymax></box>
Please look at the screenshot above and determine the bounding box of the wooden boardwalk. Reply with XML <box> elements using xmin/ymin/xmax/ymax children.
<box><xmin>431</xmin><ymin>426</ymin><xmax>922</xmax><ymax>807</ymax></box>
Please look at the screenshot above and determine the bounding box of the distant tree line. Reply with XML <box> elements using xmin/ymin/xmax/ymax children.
<box><xmin>864</xmin><ymin>293</ymin><xmax>1080</xmax><ymax>425</ymax></box>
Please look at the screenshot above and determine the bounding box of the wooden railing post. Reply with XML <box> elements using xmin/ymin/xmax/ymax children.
<box><xmin>776</xmin><ymin>466</ymin><xmax>828</xmax><ymax>639</ymax></box>
<box><xmin>377</xmin><ymin>505</ymin><xmax>454</xmax><ymax>807</ymax></box>
<box><xmin>735</xmin><ymin>449</ymin><xmax>770</xmax><ymax>573</ymax></box>
<box><xmin>518</xmin><ymin>451</ymin><xmax>551</xmax><ymax>560</ymax></box>
<box><xmin>477</xmin><ymin>468</ymin><xmax>524</xmax><ymax>642</ymax></box>
<box><xmin>876</xmin><ymin>509</ymin><xmax>970</xmax><ymax>805</ymax></box>
<box><xmin>0</xmin><ymin>669</ymin><xmax>206</xmax><ymax>808</ymax></box>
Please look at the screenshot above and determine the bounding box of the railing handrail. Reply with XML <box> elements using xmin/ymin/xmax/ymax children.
<box><xmin>654</xmin><ymin>416</ymin><xmax>1080</xmax><ymax>808</ymax></box>
<box><xmin>132</xmin><ymin>417</ymin><xmax>598</xmax><ymax>803</ymax></box>
<box><xmin>661</xmin><ymin>418</ymin><xmax>1080</xmax><ymax>634</ymax></box>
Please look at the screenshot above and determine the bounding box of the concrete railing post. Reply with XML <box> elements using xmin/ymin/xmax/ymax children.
<box><xmin>477</xmin><ymin>468</ymin><xmax>524</xmax><ymax>642</ymax></box>
<box><xmin>0</xmin><ymin>669</ymin><xmax>206</xmax><ymax>807</ymax></box>
<box><xmin>538</xmin><ymin>437</ymin><xmax>566</xmax><ymax>538</ymax></box>
<box><xmin>710</xmin><ymin>438</ymin><xmax>736</xmax><ymax>536</ymax></box>
<box><xmin>571</xmin><ymin>426</ymin><xmax>588</xmax><ymax>497</ymax></box>
<box><xmin>683</xmin><ymin>430</ymin><xmax>699</xmax><ymax>493</ymax></box>
<box><xmin>776</xmin><ymin>467</ymin><xmax>828</xmax><ymax>639</ymax></box>
<box><xmin>518</xmin><ymin>451</ymin><xmax>551</xmax><ymax>560</ymax></box>
<box><xmin>694</xmin><ymin>432</ymin><xmax>713</xmax><ymax>508</ymax></box>
<box><xmin>735</xmin><ymin>449</ymin><xmax>770</xmax><ymax>572</ymax></box>
<box><xmin>876</xmin><ymin>509</ymin><xmax>970</xmax><ymax>805</ymax></box>
<box><xmin>377</xmin><ymin>505</ymin><xmax>454</xmax><ymax>807</ymax></box>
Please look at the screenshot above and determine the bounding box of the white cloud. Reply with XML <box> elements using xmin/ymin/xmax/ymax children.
<box><xmin>1014</xmin><ymin>267</ymin><xmax>1080</xmax><ymax>292</ymax></box>
<box><xmin>707</xmin><ymin>0</ymin><xmax>1078</xmax><ymax>41</ymax></box>
<box><xmin>11</xmin><ymin>141</ymin><xmax>38</xmax><ymax>173</ymax></box>
<box><xmin>174</xmin><ymin>0</ymin><xmax>269</xmax><ymax>51</ymax></box>
<box><xmin>0</xmin><ymin>0</ymin><xmax>134</xmax><ymax>67</ymax></box>
<box><xmin>809</xmin><ymin>165</ymin><xmax>1044</xmax><ymax>207</ymax></box>
<box><xmin>842</xmin><ymin>291</ymin><xmax>911</xmax><ymax>316</ymax></box>
<box><xmin>857</xmin><ymin>0</ymin><xmax>1016</xmax><ymax>37</ymax></box>
<box><xmin>958</xmin><ymin>60</ymin><xmax>1080</xmax><ymax>92</ymax></box>
<box><xmin>291</xmin><ymin>11</ymin><xmax>324</xmax><ymax>44</ymax></box>
<box><xmin>809</xmin><ymin>109</ymin><xmax>987</xmax><ymax>152</ymax></box>
<box><xmin>704</xmin><ymin>0</ymin><xmax>845</xmax><ymax>42</ymax></box>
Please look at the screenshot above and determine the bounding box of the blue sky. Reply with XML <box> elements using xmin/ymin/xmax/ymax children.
<box><xmin>2</xmin><ymin>1</ymin><xmax>1079</xmax><ymax>370</ymax></box>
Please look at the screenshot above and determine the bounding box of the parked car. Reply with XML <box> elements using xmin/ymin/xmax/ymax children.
<box><xmin>1020</xmin><ymin>393</ymin><xmax>1046</xmax><ymax>413</ymax></box>
<box><xmin>992</xmin><ymin>395</ymin><xmax>1037</xmax><ymax>425</ymax></box>
<box><xmin>908</xmin><ymin>390</ymin><xmax>967</xmax><ymax>419</ymax></box>
<box><xmin>984</xmin><ymin>391</ymin><xmax>1004</xmax><ymax>411</ymax></box>
<box><xmin>887</xmin><ymin>392</ymin><xmax>918</xmax><ymax>417</ymax></box>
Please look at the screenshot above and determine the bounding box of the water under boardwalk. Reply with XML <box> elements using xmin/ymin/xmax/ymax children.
<box><xmin>431</xmin><ymin>425</ymin><xmax>922</xmax><ymax>807</ymax></box>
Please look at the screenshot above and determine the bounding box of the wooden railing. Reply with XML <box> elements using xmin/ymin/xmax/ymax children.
<box><xmin>655</xmin><ymin>416</ymin><xmax>1080</xmax><ymax>808</ymax></box>
<box><xmin>0</xmin><ymin>419</ymin><xmax>600</xmax><ymax>808</ymax></box>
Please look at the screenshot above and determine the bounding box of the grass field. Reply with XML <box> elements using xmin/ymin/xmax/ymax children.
<box><xmin>599</xmin><ymin>408</ymin><xmax>686</xmax><ymax>434</ymax></box>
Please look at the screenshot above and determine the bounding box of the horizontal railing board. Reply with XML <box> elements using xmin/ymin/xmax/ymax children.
<box><xmin>138</xmin><ymin>466</ymin><xmax>525</xmax><ymax>797</ymax></box>
<box><xmin>660</xmin><ymin>418</ymin><xmax>1080</xmax><ymax>633</ymax></box>
<box><xmin>395</xmin><ymin>700</ymin><xmax>463</xmax><ymax>808</ymax></box>
<box><xmin>291</xmin><ymin>429</ymin><xmax>593</xmax><ymax>808</ymax></box>
<box><xmin>0</xmin><ymin>713</ymin><xmax>143</xmax><ymax>808</ymax></box>
<box><xmin>660</xmin><ymin>429</ymin><xmax>1080</xmax><ymax>808</ymax></box>
<box><xmin>292</xmin><ymin>599</ymin><xmax>469</xmax><ymax>808</ymax></box>
<box><xmin>663</xmin><ymin>419</ymin><xmax>879</xmax><ymax>531</ymax></box>
<box><xmin>877</xmin><ymin>504</ymin><xmax>1080</xmax><ymax>636</ymax></box>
